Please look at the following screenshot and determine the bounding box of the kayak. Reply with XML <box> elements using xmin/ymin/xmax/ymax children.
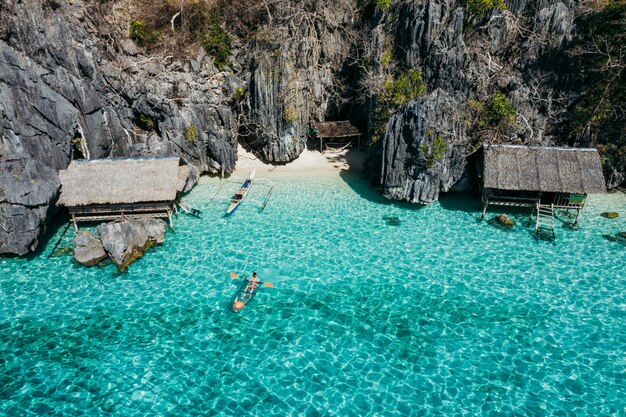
<box><xmin>231</xmin><ymin>277</ymin><xmax>261</xmax><ymax>312</ymax></box>
<box><xmin>226</xmin><ymin>169</ymin><xmax>256</xmax><ymax>216</ymax></box>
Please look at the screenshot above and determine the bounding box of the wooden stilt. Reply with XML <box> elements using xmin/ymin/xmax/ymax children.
<box><xmin>481</xmin><ymin>202</ymin><xmax>488</xmax><ymax>220</ymax></box>
<box><xmin>574</xmin><ymin>207</ymin><xmax>581</xmax><ymax>225</ymax></box>
<box><xmin>167</xmin><ymin>209</ymin><xmax>173</xmax><ymax>230</ymax></box>
<box><xmin>71</xmin><ymin>214</ymin><xmax>78</xmax><ymax>231</ymax></box>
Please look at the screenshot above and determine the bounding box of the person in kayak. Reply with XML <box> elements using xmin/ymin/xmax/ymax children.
<box><xmin>246</xmin><ymin>272</ymin><xmax>260</xmax><ymax>292</ymax></box>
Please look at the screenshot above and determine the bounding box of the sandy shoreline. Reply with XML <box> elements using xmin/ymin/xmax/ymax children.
<box><xmin>233</xmin><ymin>145</ymin><xmax>365</xmax><ymax>175</ymax></box>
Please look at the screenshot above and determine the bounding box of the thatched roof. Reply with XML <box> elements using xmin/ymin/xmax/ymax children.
<box><xmin>58</xmin><ymin>157</ymin><xmax>189</xmax><ymax>207</ymax></box>
<box><xmin>483</xmin><ymin>144</ymin><xmax>606</xmax><ymax>194</ymax></box>
<box><xmin>313</xmin><ymin>121</ymin><xmax>362</xmax><ymax>138</ymax></box>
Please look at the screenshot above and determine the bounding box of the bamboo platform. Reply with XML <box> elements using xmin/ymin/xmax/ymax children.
<box><xmin>69</xmin><ymin>202</ymin><xmax>174</xmax><ymax>230</ymax></box>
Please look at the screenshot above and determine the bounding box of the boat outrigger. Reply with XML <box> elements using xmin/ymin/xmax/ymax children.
<box><xmin>226</xmin><ymin>169</ymin><xmax>256</xmax><ymax>216</ymax></box>
<box><xmin>230</xmin><ymin>272</ymin><xmax>272</xmax><ymax>312</ymax></box>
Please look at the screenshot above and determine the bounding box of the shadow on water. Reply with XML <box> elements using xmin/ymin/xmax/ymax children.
<box><xmin>335</xmin><ymin>149</ymin><xmax>425</xmax><ymax>212</ymax></box>
<box><xmin>339</xmin><ymin>170</ymin><xmax>428</xmax><ymax>212</ymax></box>
<box><xmin>437</xmin><ymin>191</ymin><xmax>482</xmax><ymax>215</ymax></box>
<box><xmin>26</xmin><ymin>209</ymin><xmax>72</xmax><ymax>260</ymax></box>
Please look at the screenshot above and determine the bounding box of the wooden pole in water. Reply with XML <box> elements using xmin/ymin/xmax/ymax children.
<box><xmin>480</xmin><ymin>190</ymin><xmax>488</xmax><ymax>220</ymax></box>
<box><xmin>574</xmin><ymin>207</ymin><xmax>581</xmax><ymax>225</ymax></box>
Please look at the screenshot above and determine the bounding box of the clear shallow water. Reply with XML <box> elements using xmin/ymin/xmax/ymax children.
<box><xmin>1</xmin><ymin>171</ymin><xmax>625</xmax><ymax>416</ymax></box>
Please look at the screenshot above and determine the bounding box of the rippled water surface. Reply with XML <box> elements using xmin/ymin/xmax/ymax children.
<box><xmin>1</xmin><ymin>171</ymin><xmax>625</xmax><ymax>416</ymax></box>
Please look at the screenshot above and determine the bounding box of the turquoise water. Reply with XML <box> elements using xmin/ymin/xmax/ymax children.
<box><xmin>1</xmin><ymin>171</ymin><xmax>625</xmax><ymax>416</ymax></box>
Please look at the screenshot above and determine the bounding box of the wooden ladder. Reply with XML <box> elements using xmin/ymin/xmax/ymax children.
<box><xmin>536</xmin><ymin>203</ymin><xmax>555</xmax><ymax>239</ymax></box>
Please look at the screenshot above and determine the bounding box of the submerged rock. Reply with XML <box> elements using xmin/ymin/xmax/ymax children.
<box><xmin>97</xmin><ymin>219</ymin><xmax>167</xmax><ymax>272</ymax></box>
<box><xmin>601</xmin><ymin>212</ymin><xmax>619</xmax><ymax>219</ymax></box>
<box><xmin>604</xmin><ymin>232</ymin><xmax>626</xmax><ymax>246</ymax></box>
<box><xmin>73</xmin><ymin>231</ymin><xmax>107</xmax><ymax>267</ymax></box>
<box><xmin>383</xmin><ymin>215</ymin><xmax>402</xmax><ymax>226</ymax></box>
<box><xmin>602</xmin><ymin>234</ymin><xmax>617</xmax><ymax>242</ymax></box>
<box><xmin>51</xmin><ymin>246</ymin><xmax>74</xmax><ymax>257</ymax></box>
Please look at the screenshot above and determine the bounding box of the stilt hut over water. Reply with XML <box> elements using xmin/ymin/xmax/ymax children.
<box><xmin>478</xmin><ymin>144</ymin><xmax>606</xmax><ymax>235</ymax></box>
<box><xmin>58</xmin><ymin>157</ymin><xmax>189</xmax><ymax>229</ymax></box>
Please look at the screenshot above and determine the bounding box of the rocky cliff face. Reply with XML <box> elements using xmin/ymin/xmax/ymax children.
<box><xmin>240</xmin><ymin>0</ymin><xmax>359</xmax><ymax>163</ymax></box>
<box><xmin>369</xmin><ymin>0</ymin><xmax>585</xmax><ymax>203</ymax></box>
<box><xmin>381</xmin><ymin>89</ymin><xmax>468</xmax><ymax>203</ymax></box>
<box><xmin>0</xmin><ymin>0</ymin><xmax>240</xmax><ymax>255</ymax></box>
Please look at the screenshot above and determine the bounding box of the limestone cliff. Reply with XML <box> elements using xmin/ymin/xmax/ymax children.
<box><xmin>239</xmin><ymin>0</ymin><xmax>359</xmax><ymax>162</ymax></box>
<box><xmin>0</xmin><ymin>0</ymin><xmax>239</xmax><ymax>255</ymax></box>
<box><xmin>367</xmin><ymin>0</ymin><xmax>594</xmax><ymax>203</ymax></box>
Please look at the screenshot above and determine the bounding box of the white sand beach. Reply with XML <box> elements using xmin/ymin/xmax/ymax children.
<box><xmin>233</xmin><ymin>145</ymin><xmax>365</xmax><ymax>175</ymax></box>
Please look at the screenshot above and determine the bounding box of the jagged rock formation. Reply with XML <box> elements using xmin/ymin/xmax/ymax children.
<box><xmin>240</xmin><ymin>0</ymin><xmax>359</xmax><ymax>162</ymax></box>
<box><xmin>370</xmin><ymin>0</ymin><xmax>586</xmax><ymax>203</ymax></box>
<box><xmin>0</xmin><ymin>0</ymin><xmax>240</xmax><ymax>255</ymax></box>
<box><xmin>97</xmin><ymin>219</ymin><xmax>166</xmax><ymax>271</ymax></box>
<box><xmin>0</xmin><ymin>160</ymin><xmax>60</xmax><ymax>255</ymax></box>
<box><xmin>73</xmin><ymin>230</ymin><xmax>107</xmax><ymax>267</ymax></box>
<box><xmin>380</xmin><ymin>89</ymin><xmax>468</xmax><ymax>203</ymax></box>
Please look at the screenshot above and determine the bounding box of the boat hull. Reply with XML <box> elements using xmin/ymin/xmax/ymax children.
<box><xmin>231</xmin><ymin>278</ymin><xmax>261</xmax><ymax>312</ymax></box>
<box><xmin>225</xmin><ymin>170</ymin><xmax>255</xmax><ymax>216</ymax></box>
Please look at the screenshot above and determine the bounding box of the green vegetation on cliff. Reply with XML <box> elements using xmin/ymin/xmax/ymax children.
<box><xmin>467</xmin><ymin>91</ymin><xmax>517</xmax><ymax>140</ymax></box>
<box><xmin>375</xmin><ymin>0</ymin><xmax>391</xmax><ymax>11</ymax></box>
<box><xmin>564</xmin><ymin>0</ymin><xmax>625</xmax><ymax>183</ymax></box>
<box><xmin>129</xmin><ymin>20</ymin><xmax>161</xmax><ymax>47</ymax></box>
<box><xmin>127</xmin><ymin>0</ymin><xmax>232</xmax><ymax>69</ymax></box>
<box><xmin>382</xmin><ymin>69</ymin><xmax>426</xmax><ymax>108</ymax></box>
<box><xmin>465</xmin><ymin>0</ymin><xmax>507</xmax><ymax>18</ymax></box>
<box><xmin>369</xmin><ymin>69</ymin><xmax>426</xmax><ymax>143</ymax></box>
<box><xmin>422</xmin><ymin>132</ymin><xmax>448</xmax><ymax>168</ymax></box>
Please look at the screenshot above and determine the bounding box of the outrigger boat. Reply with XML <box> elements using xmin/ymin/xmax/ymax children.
<box><xmin>226</xmin><ymin>169</ymin><xmax>256</xmax><ymax>216</ymax></box>
<box><xmin>230</xmin><ymin>272</ymin><xmax>272</xmax><ymax>312</ymax></box>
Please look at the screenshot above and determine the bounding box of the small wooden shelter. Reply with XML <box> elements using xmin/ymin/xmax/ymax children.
<box><xmin>478</xmin><ymin>144</ymin><xmax>606</xmax><ymax>236</ymax></box>
<box><xmin>58</xmin><ymin>157</ymin><xmax>189</xmax><ymax>229</ymax></box>
<box><xmin>312</xmin><ymin>121</ymin><xmax>362</xmax><ymax>152</ymax></box>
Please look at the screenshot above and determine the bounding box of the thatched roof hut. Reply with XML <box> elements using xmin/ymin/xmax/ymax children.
<box><xmin>482</xmin><ymin>144</ymin><xmax>606</xmax><ymax>194</ymax></box>
<box><xmin>312</xmin><ymin>121</ymin><xmax>362</xmax><ymax>138</ymax></box>
<box><xmin>58</xmin><ymin>157</ymin><xmax>189</xmax><ymax>207</ymax></box>
<box><xmin>311</xmin><ymin>120</ymin><xmax>363</xmax><ymax>152</ymax></box>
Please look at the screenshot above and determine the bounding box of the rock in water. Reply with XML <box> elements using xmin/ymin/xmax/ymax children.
<box><xmin>489</xmin><ymin>213</ymin><xmax>515</xmax><ymax>229</ymax></box>
<box><xmin>73</xmin><ymin>231</ymin><xmax>107</xmax><ymax>267</ymax></box>
<box><xmin>497</xmin><ymin>214</ymin><xmax>515</xmax><ymax>226</ymax></box>
<box><xmin>97</xmin><ymin>219</ymin><xmax>167</xmax><ymax>271</ymax></box>
<box><xmin>601</xmin><ymin>212</ymin><xmax>619</xmax><ymax>219</ymax></box>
